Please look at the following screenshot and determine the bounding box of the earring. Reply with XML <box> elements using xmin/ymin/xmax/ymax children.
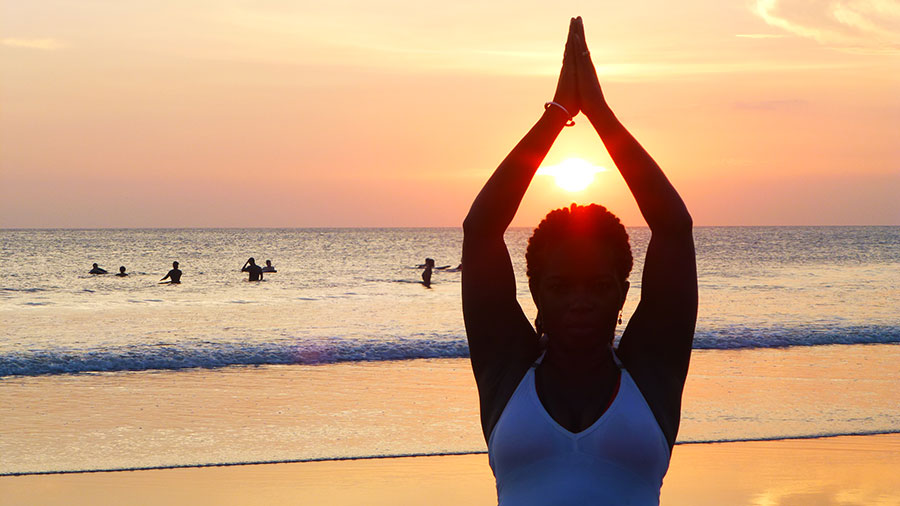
<box><xmin>618</xmin><ymin>311</ymin><xmax>623</xmax><ymax>325</ymax></box>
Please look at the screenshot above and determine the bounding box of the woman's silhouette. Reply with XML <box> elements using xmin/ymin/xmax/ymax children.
<box><xmin>462</xmin><ymin>17</ymin><xmax>696</xmax><ymax>504</ymax></box>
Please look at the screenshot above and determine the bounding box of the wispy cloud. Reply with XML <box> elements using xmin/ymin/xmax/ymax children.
<box><xmin>1</xmin><ymin>38</ymin><xmax>66</xmax><ymax>50</ymax></box>
<box><xmin>735</xmin><ymin>33</ymin><xmax>788</xmax><ymax>38</ymax></box>
<box><xmin>751</xmin><ymin>0</ymin><xmax>900</xmax><ymax>54</ymax></box>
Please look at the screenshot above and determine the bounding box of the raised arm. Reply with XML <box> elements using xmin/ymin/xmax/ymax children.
<box><xmin>462</xmin><ymin>19</ymin><xmax>580</xmax><ymax>440</ymax></box>
<box><xmin>573</xmin><ymin>17</ymin><xmax>697</xmax><ymax>448</ymax></box>
<box><xmin>573</xmin><ymin>19</ymin><xmax>691</xmax><ymax>233</ymax></box>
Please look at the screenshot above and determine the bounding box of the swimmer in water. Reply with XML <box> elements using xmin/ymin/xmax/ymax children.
<box><xmin>160</xmin><ymin>261</ymin><xmax>182</xmax><ymax>284</ymax></box>
<box><xmin>115</xmin><ymin>266</ymin><xmax>128</xmax><ymax>277</ymax></box>
<box><xmin>422</xmin><ymin>257</ymin><xmax>435</xmax><ymax>287</ymax></box>
<box><xmin>261</xmin><ymin>260</ymin><xmax>277</xmax><ymax>273</ymax></box>
<box><xmin>241</xmin><ymin>257</ymin><xmax>264</xmax><ymax>281</ymax></box>
<box><xmin>89</xmin><ymin>263</ymin><xmax>108</xmax><ymax>275</ymax></box>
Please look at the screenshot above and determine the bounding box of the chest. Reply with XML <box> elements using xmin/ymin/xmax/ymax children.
<box><xmin>488</xmin><ymin>368</ymin><xmax>671</xmax><ymax>487</ymax></box>
<box><xmin>534</xmin><ymin>365</ymin><xmax>621</xmax><ymax>433</ymax></box>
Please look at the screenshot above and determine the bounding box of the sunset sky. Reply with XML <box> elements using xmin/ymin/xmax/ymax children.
<box><xmin>2</xmin><ymin>0</ymin><xmax>898</xmax><ymax>227</ymax></box>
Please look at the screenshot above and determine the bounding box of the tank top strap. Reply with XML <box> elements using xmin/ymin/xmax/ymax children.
<box><xmin>609</xmin><ymin>345</ymin><xmax>624</xmax><ymax>370</ymax></box>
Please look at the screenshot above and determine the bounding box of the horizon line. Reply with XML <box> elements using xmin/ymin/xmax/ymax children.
<box><xmin>2</xmin><ymin>224</ymin><xmax>898</xmax><ymax>231</ymax></box>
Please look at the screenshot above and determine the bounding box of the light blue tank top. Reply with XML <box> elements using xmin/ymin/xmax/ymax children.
<box><xmin>488</xmin><ymin>353</ymin><xmax>671</xmax><ymax>505</ymax></box>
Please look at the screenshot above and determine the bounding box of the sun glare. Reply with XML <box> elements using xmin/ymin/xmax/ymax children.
<box><xmin>537</xmin><ymin>158</ymin><xmax>607</xmax><ymax>192</ymax></box>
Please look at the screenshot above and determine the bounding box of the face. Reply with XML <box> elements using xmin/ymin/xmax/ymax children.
<box><xmin>531</xmin><ymin>238</ymin><xmax>628</xmax><ymax>348</ymax></box>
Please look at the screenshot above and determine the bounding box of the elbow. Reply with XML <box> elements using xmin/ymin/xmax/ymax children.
<box><xmin>463</xmin><ymin>215</ymin><xmax>502</xmax><ymax>242</ymax></box>
<box><xmin>462</xmin><ymin>214</ymin><xmax>475</xmax><ymax>233</ymax></box>
<box><xmin>668</xmin><ymin>200</ymin><xmax>694</xmax><ymax>233</ymax></box>
<box><xmin>678</xmin><ymin>212</ymin><xmax>693</xmax><ymax>232</ymax></box>
<box><xmin>654</xmin><ymin>209</ymin><xmax>693</xmax><ymax>235</ymax></box>
<box><xmin>672</xmin><ymin>215</ymin><xmax>693</xmax><ymax>235</ymax></box>
<box><xmin>462</xmin><ymin>212</ymin><xmax>490</xmax><ymax>237</ymax></box>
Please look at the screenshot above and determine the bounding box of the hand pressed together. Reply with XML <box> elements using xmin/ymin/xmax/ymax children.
<box><xmin>551</xmin><ymin>17</ymin><xmax>581</xmax><ymax>120</ymax></box>
<box><xmin>553</xmin><ymin>16</ymin><xmax>608</xmax><ymax>121</ymax></box>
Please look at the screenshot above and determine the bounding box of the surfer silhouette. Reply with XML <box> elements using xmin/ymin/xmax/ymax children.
<box><xmin>89</xmin><ymin>263</ymin><xmax>108</xmax><ymax>275</ymax></box>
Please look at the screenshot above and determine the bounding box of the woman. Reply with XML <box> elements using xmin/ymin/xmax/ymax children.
<box><xmin>461</xmin><ymin>17</ymin><xmax>697</xmax><ymax>505</ymax></box>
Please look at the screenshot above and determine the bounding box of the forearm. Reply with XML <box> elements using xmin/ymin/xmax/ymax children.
<box><xmin>587</xmin><ymin>103</ymin><xmax>692</xmax><ymax>233</ymax></box>
<box><xmin>463</xmin><ymin>108</ymin><xmax>569</xmax><ymax>238</ymax></box>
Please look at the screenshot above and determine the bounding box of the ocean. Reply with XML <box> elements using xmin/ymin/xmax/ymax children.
<box><xmin>1</xmin><ymin>227</ymin><xmax>898</xmax><ymax>475</ymax></box>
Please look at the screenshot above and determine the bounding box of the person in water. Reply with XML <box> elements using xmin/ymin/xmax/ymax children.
<box><xmin>462</xmin><ymin>17</ymin><xmax>696</xmax><ymax>505</ymax></box>
<box><xmin>421</xmin><ymin>257</ymin><xmax>435</xmax><ymax>287</ymax></box>
<box><xmin>445</xmin><ymin>262</ymin><xmax>463</xmax><ymax>272</ymax></box>
<box><xmin>160</xmin><ymin>261</ymin><xmax>182</xmax><ymax>284</ymax></box>
<box><xmin>241</xmin><ymin>257</ymin><xmax>264</xmax><ymax>281</ymax></box>
<box><xmin>89</xmin><ymin>263</ymin><xmax>108</xmax><ymax>274</ymax></box>
<box><xmin>115</xmin><ymin>266</ymin><xmax>128</xmax><ymax>277</ymax></box>
<box><xmin>261</xmin><ymin>260</ymin><xmax>277</xmax><ymax>273</ymax></box>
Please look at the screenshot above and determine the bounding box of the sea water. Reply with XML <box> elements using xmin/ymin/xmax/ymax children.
<box><xmin>1</xmin><ymin>227</ymin><xmax>898</xmax><ymax>474</ymax></box>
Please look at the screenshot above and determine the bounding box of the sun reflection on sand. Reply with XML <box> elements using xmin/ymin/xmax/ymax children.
<box><xmin>662</xmin><ymin>434</ymin><xmax>900</xmax><ymax>506</ymax></box>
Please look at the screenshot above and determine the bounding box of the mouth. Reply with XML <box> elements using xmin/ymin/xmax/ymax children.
<box><xmin>562</xmin><ymin>321</ymin><xmax>601</xmax><ymax>335</ymax></box>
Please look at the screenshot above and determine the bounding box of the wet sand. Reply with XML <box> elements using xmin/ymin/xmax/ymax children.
<box><xmin>2</xmin><ymin>433</ymin><xmax>899</xmax><ymax>505</ymax></box>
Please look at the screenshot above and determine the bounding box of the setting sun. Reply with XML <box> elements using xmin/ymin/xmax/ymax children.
<box><xmin>537</xmin><ymin>158</ymin><xmax>608</xmax><ymax>192</ymax></box>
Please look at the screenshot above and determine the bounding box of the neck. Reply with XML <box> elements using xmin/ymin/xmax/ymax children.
<box><xmin>542</xmin><ymin>338</ymin><xmax>616</xmax><ymax>380</ymax></box>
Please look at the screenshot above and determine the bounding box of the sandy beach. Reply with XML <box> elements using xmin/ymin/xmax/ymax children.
<box><xmin>3</xmin><ymin>433</ymin><xmax>898</xmax><ymax>505</ymax></box>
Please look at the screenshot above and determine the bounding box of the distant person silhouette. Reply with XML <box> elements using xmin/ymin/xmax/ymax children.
<box><xmin>421</xmin><ymin>257</ymin><xmax>435</xmax><ymax>287</ymax></box>
<box><xmin>242</xmin><ymin>257</ymin><xmax>264</xmax><ymax>281</ymax></box>
<box><xmin>261</xmin><ymin>260</ymin><xmax>277</xmax><ymax>273</ymax></box>
<box><xmin>89</xmin><ymin>263</ymin><xmax>108</xmax><ymax>275</ymax></box>
<box><xmin>160</xmin><ymin>261</ymin><xmax>182</xmax><ymax>284</ymax></box>
<box><xmin>115</xmin><ymin>266</ymin><xmax>128</xmax><ymax>277</ymax></box>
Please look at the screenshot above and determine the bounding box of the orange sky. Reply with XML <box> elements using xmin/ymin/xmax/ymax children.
<box><xmin>2</xmin><ymin>0</ymin><xmax>898</xmax><ymax>227</ymax></box>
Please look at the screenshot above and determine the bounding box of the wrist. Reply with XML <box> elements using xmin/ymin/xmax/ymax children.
<box><xmin>582</xmin><ymin>98</ymin><xmax>611</xmax><ymax>120</ymax></box>
<box><xmin>544</xmin><ymin>101</ymin><xmax>576</xmax><ymax>126</ymax></box>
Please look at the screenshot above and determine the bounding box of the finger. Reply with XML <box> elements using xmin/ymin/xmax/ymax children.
<box><xmin>576</xmin><ymin>17</ymin><xmax>588</xmax><ymax>52</ymax></box>
<box><xmin>569</xmin><ymin>19</ymin><xmax>580</xmax><ymax>53</ymax></box>
<box><xmin>574</xmin><ymin>34</ymin><xmax>590</xmax><ymax>62</ymax></box>
<box><xmin>565</xmin><ymin>29</ymin><xmax>579</xmax><ymax>74</ymax></box>
<box><xmin>573</xmin><ymin>34</ymin><xmax>596</xmax><ymax>76</ymax></box>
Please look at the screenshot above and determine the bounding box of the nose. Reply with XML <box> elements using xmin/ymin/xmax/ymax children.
<box><xmin>567</xmin><ymin>284</ymin><xmax>595</xmax><ymax>312</ymax></box>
